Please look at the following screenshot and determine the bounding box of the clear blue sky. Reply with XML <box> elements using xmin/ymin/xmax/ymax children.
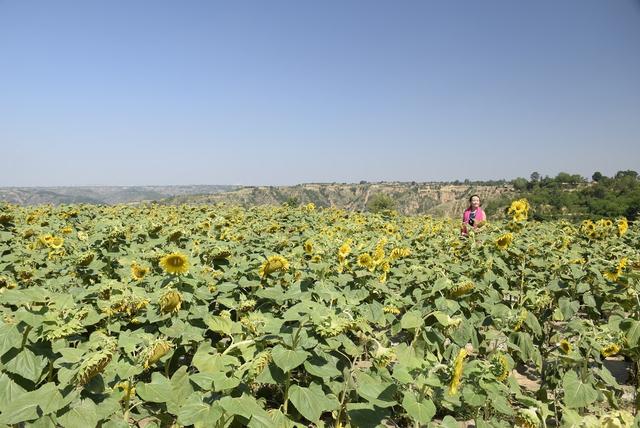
<box><xmin>1</xmin><ymin>0</ymin><xmax>639</xmax><ymax>186</ymax></box>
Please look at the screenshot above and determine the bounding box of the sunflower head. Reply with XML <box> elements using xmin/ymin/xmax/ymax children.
<box><xmin>496</xmin><ymin>233</ymin><xmax>513</xmax><ymax>250</ymax></box>
<box><xmin>559</xmin><ymin>339</ymin><xmax>572</xmax><ymax>354</ymax></box>
<box><xmin>601</xmin><ymin>343</ymin><xmax>621</xmax><ymax>358</ymax></box>
<box><xmin>159</xmin><ymin>289</ymin><xmax>183</xmax><ymax>314</ymax></box>
<box><xmin>131</xmin><ymin>263</ymin><xmax>149</xmax><ymax>281</ymax></box>
<box><xmin>259</xmin><ymin>255</ymin><xmax>290</xmax><ymax>278</ymax></box>
<box><xmin>490</xmin><ymin>353</ymin><xmax>510</xmax><ymax>381</ymax></box>
<box><xmin>338</xmin><ymin>242</ymin><xmax>352</xmax><ymax>259</ymax></box>
<box><xmin>141</xmin><ymin>339</ymin><xmax>173</xmax><ymax>369</ymax></box>
<box><xmin>617</xmin><ymin>218</ymin><xmax>629</xmax><ymax>236</ymax></box>
<box><xmin>159</xmin><ymin>252</ymin><xmax>189</xmax><ymax>275</ymax></box>
<box><xmin>357</xmin><ymin>253</ymin><xmax>373</xmax><ymax>269</ymax></box>
<box><xmin>383</xmin><ymin>305</ymin><xmax>401</xmax><ymax>315</ymax></box>
<box><xmin>449</xmin><ymin>281</ymin><xmax>475</xmax><ymax>298</ymax></box>
<box><xmin>508</xmin><ymin>199</ymin><xmax>530</xmax><ymax>221</ymax></box>
<box><xmin>303</xmin><ymin>240</ymin><xmax>313</xmax><ymax>254</ymax></box>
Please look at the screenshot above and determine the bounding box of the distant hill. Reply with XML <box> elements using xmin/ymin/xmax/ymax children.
<box><xmin>163</xmin><ymin>182</ymin><xmax>514</xmax><ymax>217</ymax></box>
<box><xmin>0</xmin><ymin>185</ymin><xmax>239</xmax><ymax>205</ymax></box>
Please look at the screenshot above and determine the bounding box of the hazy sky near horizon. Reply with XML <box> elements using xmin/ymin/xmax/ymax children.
<box><xmin>1</xmin><ymin>1</ymin><xmax>639</xmax><ymax>187</ymax></box>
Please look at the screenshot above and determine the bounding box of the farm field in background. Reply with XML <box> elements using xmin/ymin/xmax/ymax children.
<box><xmin>0</xmin><ymin>201</ymin><xmax>638</xmax><ymax>427</ymax></box>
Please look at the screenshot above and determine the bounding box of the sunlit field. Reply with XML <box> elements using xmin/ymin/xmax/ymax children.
<box><xmin>0</xmin><ymin>201</ymin><xmax>638</xmax><ymax>427</ymax></box>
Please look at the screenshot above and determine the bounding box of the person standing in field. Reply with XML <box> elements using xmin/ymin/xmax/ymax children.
<box><xmin>461</xmin><ymin>194</ymin><xmax>486</xmax><ymax>236</ymax></box>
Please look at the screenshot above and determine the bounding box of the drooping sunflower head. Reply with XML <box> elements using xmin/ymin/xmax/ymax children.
<box><xmin>495</xmin><ymin>233</ymin><xmax>513</xmax><ymax>250</ymax></box>
<box><xmin>158</xmin><ymin>289</ymin><xmax>182</xmax><ymax>314</ymax></box>
<box><xmin>601</xmin><ymin>343</ymin><xmax>621</xmax><ymax>358</ymax></box>
<box><xmin>448</xmin><ymin>348</ymin><xmax>469</xmax><ymax>395</ymax></box>
<box><xmin>372</xmin><ymin>343</ymin><xmax>397</xmax><ymax>368</ymax></box>
<box><xmin>490</xmin><ymin>353</ymin><xmax>510</xmax><ymax>381</ymax></box>
<box><xmin>303</xmin><ymin>240</ymin><xmax>313</xmax><ymax>254</ymax></box>
<box><xmin>383</xmin><ymin>305</ymin><xmax>401</xmax><ymax>315</ymax></box>
<box><xmin>617</xmin><ymin>218</ymin><xmax>629</xmax><ymax>236</ymax></box>
<box><xmin>449</xmin><ymin>280</ymin><xmax>475</xmax><ymax>298</ymax></box>
<box><xmin>559</xmin><ymin>339</ymin><xmax>572</xmax><ymax>354</ymax></box>
<box><xmin>258</xmin><ymin>255</ymin><xmax>290</xmax><ymax>278</ymax></box>
<box><xmin>159</xmin><ymin>252</ymin><xmax>189</xmax><ymax>275</ymax></box>
<box><xmin>141</xmin><ymin>339</ymin><xmax>173</xmax><ymax>369</ymax></box>
<box><xmin>131</xmin><ymin>263</ymin><xmax>149</xmax><ymax>281</ymax></box>
<box><xmin>515</xmin><ymin>408</ymin><xmax>540</xmax><ymax>428</ymax></box>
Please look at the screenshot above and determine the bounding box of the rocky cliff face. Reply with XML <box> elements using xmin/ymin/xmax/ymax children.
<box><xmin>165</xmin><ymin>182</ymin><xmax>514</xmax><ymax>217</ymax></box>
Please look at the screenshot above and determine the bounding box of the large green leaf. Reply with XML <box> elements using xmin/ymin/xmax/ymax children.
<box><xmin>401</xmin><ymin>392</ymin><xmax>435</xmax><ymax>424</ymax></box>
<box><xmin>271</xmin><ymin>345</ymin><xmax>309</xmax><ymax>373</ymax></box>
<box><xmin>0</xmin><ymin>323</ymin><xmax>22</xmax><ymax>356</ymax></box>
<box><xmin>288</xmin><ymin>384</ymin><xmax>338</xmax><ymax>423</ymax></box>
<box><xmin>563</xmin><ymin>371</ymin><xmax>598</xmax><ymax>409</ymax></box>
<box><xmin>4</xmin><ymin>347</ymin><xmax>48</xmax><ymax>382</ymax></box>
<box><xmin>0</xmin><ymin>383</ymin><xmax>63</xmax><ymax>425</ymax></box>
<box><xmin>135</xmin><ymin>373</ymin><xmax>173</xmax><ymax>403</ymax></box>
<box><xmin>400</xmin><ymin>311</ymin><xmax>423</xmax><ymax>330</ymax></box>
<box><xmin>57</xmin><ymin>399</ymin><xmax>100</xmax><ymax>428</ymax></box>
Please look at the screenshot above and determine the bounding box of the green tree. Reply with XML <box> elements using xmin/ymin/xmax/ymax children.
<box><xmin>366</xmin><ymin>193</ymin><xmax>396</xmax><ymax>213</ymax></box>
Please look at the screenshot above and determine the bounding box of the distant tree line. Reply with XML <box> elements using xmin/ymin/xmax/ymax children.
<box><xmin>486</xmin><ymin>170</ymin><xmax>640</xmax><ymax>220</ymax></box>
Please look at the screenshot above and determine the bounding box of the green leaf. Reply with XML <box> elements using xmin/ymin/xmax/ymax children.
<box><xmin>177</xmin><ymin>395</ymin><xmax>220</xmax><ymax>427</ymax></box>
<box><xmin>562</xmin><ymin>371</ymin><xmax>598</xmax><ymax>409</ymax></box>
<box><xmin>346</xmin><ymin>403</ymin><xmax>389</xmax><ymax>428</ymax></box>
<box><xmin>218</xmin><ymin>395</ymin><xmax>272</xmax><ymax>428</ymax></box>
<box><xmin>271</xmin><ymin>345</ymin><xmax>309</xmax><ymax>373</ymax></box>
<box><xmin>0</xmin><ymin>323</ymin><xmax>22</xmax><ymax>356</ymax></box>
<box><xmin>57</xmin><ymin>399</ymin><xmax>100</xmax><ymax>428</ymax></box>
<box><xmin>0</xmin><ymin>383</ymin><xmax>63</xmax><ymax>425</ymax></box>
<box><xmin>4</xmin><ymin>347</ymin><xmax>48</xmax><ymax>382</ymax></box>
<box><xmin>288</xmin><ymin>384</ymin><xmax>338</xmax><ymax>423</ymax></box>
<box><xmin>401</xmin><ymin>392</ymin><xmax>435</xmax><ymax>423</ymax></box>
<box><xmin>400</xmin><ymin>311</ymin><xmax>423</xmax><ymax>330</ymax></box>
<box><xmin>355</xmin><ymin>372</ymin><xmax>398</xmax><ymax>408</ymax></box>
<box><xmin>135</xmin><ymin>373</ymin><xmax>173</xmax><ymax>403</ymax></box>
<box><xmin>0</xmin><ymin>372</ymin><xmax>26</xmax><ymax>412</ymax></box>
<box><xmin>303</xmin><ymin>352</ymin><xmax>342</xmax><ymax>379</ymax></box>
<box><xmin>621</xmin><ymin>319</ymin><xmax>640</xmax><ymax>349</ymax></box>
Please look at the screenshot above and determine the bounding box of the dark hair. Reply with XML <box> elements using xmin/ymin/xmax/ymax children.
<box><xmin>468</xmin><ymin>194</ymin><xmax>481</xmax><ymax>204</ymax></box>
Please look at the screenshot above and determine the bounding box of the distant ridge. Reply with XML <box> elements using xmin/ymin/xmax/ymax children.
<box><xmin>0</xmin><ymin>185</ymin><xmax>238</xmax><ymax>205</ymax></box>
<box><xmin>163</xmin><ymin>182</ymin><xmax>514</xmax><ymax>217</ymax></box>
<box><xmin>0</xmin><ymin>182</ymin><xmax>515</xmax><ymax>217</ymax></box>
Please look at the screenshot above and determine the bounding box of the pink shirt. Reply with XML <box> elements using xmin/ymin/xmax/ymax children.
<box><xmin>461</xmin><ymin>207</ymin><xmax>486</xmax><ymax>235</ymax></box>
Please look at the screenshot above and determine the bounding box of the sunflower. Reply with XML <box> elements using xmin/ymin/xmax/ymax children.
<box><xmin>495</xmin><ymin>233</ymin><xmax>513</xmax><ymax>250</ymax></box>
<box><xmin>259</xmin><ymin>255</ymin><xmax>290</xmax><ymax>278</ymax></box>
<box><xmin>159</xmin><ymin>252</ymin><xmax>189</xmax><ymax>275</ymax></box>
<box><xmin>618</xmin><ymin>218</ymin><xmax>629</xmax><ymax>236</ymax></box>
<box><xmin>508</xmin><ymin>199</ymin><xmax>530</xmax><ymax>221</ymax></box>
<box><xmin>141</xmin><ymin>339</ymin><xmax>173</xmax><ymax>369</ymax></box>
<box><xmin>47</xmin><ymin>236</ymin><xmax>64</xmax><ymax>249</ymax></box>
<box><xmin>357</xmin><ymin>253</ymin><xmax>374</xmax><ymax>270</ymax></box>
<box><xmin>604</xmin><ymin>257</ymin><xmax>628</xmax><ymax>282</ymax></box>
<box><xmin>601</xmin><ymin>343</ymin><xmax>620</xmax><ymax>358</ymax></box>
<box><xmin>449</xmin><ymin>281</ymin><xmax>475</xmax><ymax>298</ymax></box>
<box><xmin>490</xmin><ymin>353</ymin><xmax>510</xmax><ymax>381</ymax></box>
<box><xmin>158</xmin><ymin>289</ymin><xmax>182</xmax><ymax>314</ymax></box>
<box><xmin>338</xmin><ymin>241</ymin><xmax>351</xmax><ymax>260</ymax></box>
<box><xmin>131</xmin><ymin>263</ymin><xmax>149</xmax><ymax>281</ymax></box>
<box><xmin>303</xmin><ymin>240</ymin><xmax>313</xmax><ymax>254</ymax></box>
<box><xmin>448</xmin><ymin>348</ymin><xmax>469</xmax><ymax>395</ymax></box>
<box><xmin>383</xmin><ymin>305</ymin><xmax>401</xmax><ymax>315</ymax></box>
<box><xmin>559</xmin><ymin>339</ymin><xmax>572</xmax><ymax>354</ymax></box>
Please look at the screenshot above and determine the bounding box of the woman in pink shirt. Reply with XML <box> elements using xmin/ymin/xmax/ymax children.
<box><xmin>461</xmin><ymin>194</ymin><xmax>486</xmax><ymax>236</ymax></box>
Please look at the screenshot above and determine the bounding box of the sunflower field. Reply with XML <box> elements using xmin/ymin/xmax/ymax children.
<box><xmin>0</xmin><ymin>200</ymin><xmax>639</xmax><ymax>427</ymax></box>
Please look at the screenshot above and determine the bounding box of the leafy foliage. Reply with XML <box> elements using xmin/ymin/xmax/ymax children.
<box><xmin>0</xmin><ymin>202</ymin><xmax>639</xmax><ymax>426</ymax></box>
